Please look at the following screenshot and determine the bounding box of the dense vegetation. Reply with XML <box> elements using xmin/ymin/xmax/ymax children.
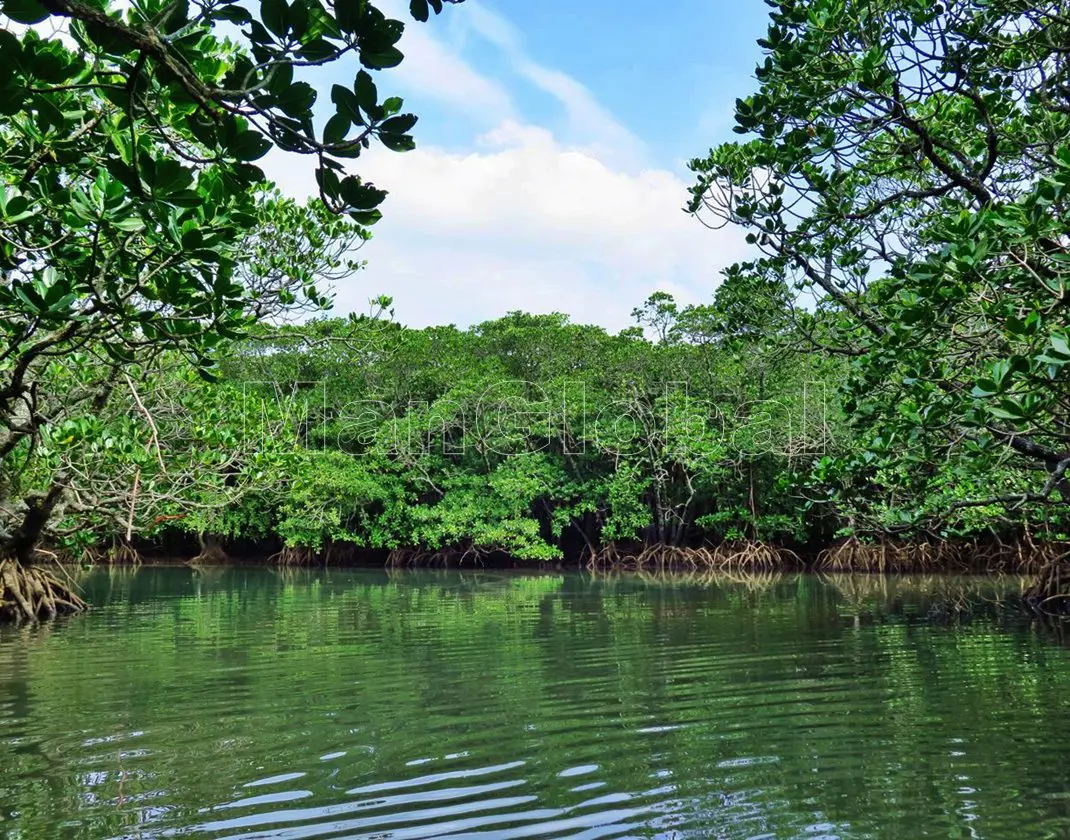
<box><xmin>0</xmin><ymin>0</ymin><xmax>462</xmax><ymax>619</ymax></box>
<box><xmin>2</xmin><ymin>0</ymin><xmax>1070</xmax><ymax>620</ymax></box>
<box><xmin>690</xmin><ymin>0</ymin><xmax>1070</xmax><ymax>593</ymax></box>
<box><xmin>17</xmin><ymin>290</ymin><xmax>1070</xmax><ymax>574</ymax></box>
<box><xmin>20</xmin><ymin>297</ymin><xmax>837</xmax><ymax>564</ymax></box>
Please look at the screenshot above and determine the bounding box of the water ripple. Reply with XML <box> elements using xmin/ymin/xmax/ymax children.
<box><xmin>0</xmin><ymin>568</ymin><xmax>1068</xmax><ymax>840</ymax></box>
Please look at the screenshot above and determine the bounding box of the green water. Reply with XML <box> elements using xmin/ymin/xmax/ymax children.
<box><xmin>1</xmin><ymin>569</ymin><xmax>1069</xmax><ymax>839</ymax></box>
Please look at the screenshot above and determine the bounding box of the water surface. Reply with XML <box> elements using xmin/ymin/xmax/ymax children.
<box><xmin>1</xmin><ymin>568</ymin><xmax>1069</xmax><ymax>839</ymax></box>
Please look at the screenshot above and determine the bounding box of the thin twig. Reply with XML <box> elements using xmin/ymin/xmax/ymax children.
<box><xmin>124</xmin><ymin>375</ymin><xmax>166</xmax><ymax>472</ymax></box>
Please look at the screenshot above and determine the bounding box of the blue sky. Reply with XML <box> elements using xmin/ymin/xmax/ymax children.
<box><xmin>425</xmin><ymin>0</ymin><xmax>768</xmax><ymax>161</ymax></box>
<box><xmin>266</xmin><ymin>0</ymin><xmax>770</xmax><ymax>330</ymax></box>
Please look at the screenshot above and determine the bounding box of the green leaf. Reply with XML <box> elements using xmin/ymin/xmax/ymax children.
<box><xmin>331</xmin><ymin>84</ymin><xmax>363</xmax><ymax>124</ymax></box>
<box><xmin>342</xmin><ymin>181</ymin><xmax>386</xmax><ymax>210</ymax></box>
<box><xmin>361</xmin><ymin>45</ymin><xmax>404</xmax><ymax>70</ymax></box>
<box><xmin>112</xmin><ymin>216</ymin><xmax>146</xmax><ymax>232</ymax></box>
<box><xmin>335</xmin><ymin>0</ymin><xmax>358</xmax><ymax>32</ymax></box>
<box><xmin>323</xmin><ymin>112</ymin><xmax>350</xmax><ymax>145</ymax></box>
<box><xmin>0</xmin><ymin>193</ymin><xmax>33</xmax><ymax>223</ymax></box>
<box><xmin>380</xmin><ymin>114</ymin><xmax>417</xmax><ymax>135</ymax></box>
<box><xmin>231</xmin><ymin>130</ymin><xmax>272</xmax><ymax>161</ymax></box>
<box><xmin>82</xmin><ymin>21</ymin><xmax>132</xmax><ymax>54</ymax></box>
<box><xmin>379</xmin><ymin>132</ymin><xmax>415</xmax><ymax>152</ymax></box>
<box><xmin>305</xmin><ymin>0</ymin><xmax>341</xmax><ymax>38</ymax></box>
<box><xmin>349</xmin><ymin>209</ymin><xmax>382</xmax><ymax>225</ymax></box>
<box><xmin>276</xmin><ymin>81</ymin><xmax>316</xmax><ymax>117</ymax></box>
<box><xmin>261</xmin><ymin>0</ymin><xmax>289</xmax><ymax>37</ymax></box>
<box><xmin>288</xmin><ymin>0</ymin><xmax>309</xmax><ymax>36</ymax></box>
<box><xmin>1037</xmin><ymin>353</ymin><xmax>1069</xmax><ymax>368</ymax></box>
<box><xmin>409</xmin><ymin>0</ymin><xmax>429</xmax><ymax>21</ymax></box>
<box><xmin>150</xmin><ymin>159</ymin><xmax>195</xmax><ymax>196</ymax></box>
<box><xmin>297</xmin><ymin>37</ymin><xmax>335</xmax><ymax>61</ymax></box>
<box><xmin>13</xmin><ymin>282</ymin><xmax>44</xmax><ymax>313</ymax></box>
<box><xmin>3</xmin><ymin>0</ymin><xmax>49</xmax><ymax>23</ymax></box>
<box><xmin>355</xmin><ymin>70</ymin><xmax>377</xmax><ymax>115</ymax></box>
<box><xmin>213</xmin><ymin>4</ymin><xmax>252</xmax><ymax>23</ymax></box>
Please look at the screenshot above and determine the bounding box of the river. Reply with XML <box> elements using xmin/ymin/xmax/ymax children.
<box><xmin>1</xmin><ymin>567</ymin><xmax>1068</xmax><ymax>838</ymax></box>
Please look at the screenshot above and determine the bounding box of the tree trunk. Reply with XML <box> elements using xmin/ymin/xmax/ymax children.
<box><xmin>191</xmin><ymin>532</ymin><xmax>228</xmax><ymax>564</ymax></box>
<box><xmin>0</xmin><ymin>479</ymin><xmax>88</xmax><ymax>623</ymax></box>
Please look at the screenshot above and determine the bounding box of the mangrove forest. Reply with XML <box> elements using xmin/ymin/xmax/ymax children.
<box><xmin>3</xmin><ymin>0</ymin><xmax>1070</xmax><ymax>837</ymax></box>
<box><xmin>1</xmin><ymin>0</ymin><xmax>1070</xmax><ymax>620</ymax></box>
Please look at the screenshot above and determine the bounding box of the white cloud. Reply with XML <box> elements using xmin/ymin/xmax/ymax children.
<box><xmin>462</xmin><ymin>2</ymin><xmax>645</xmax><ymax>168</ymax></box>
<box><xmin>383</xmin><ymin>15</ymin><xmax>515</xmax><ymax>125</ymax></box>
<box><xmin>260</xmin><ymin>4</ymin><xmax>748</xmax><ymax>332</ymax></box>
<box><xmin>266</xmin><ymin>121</ymin><xmax>748</xmax><ymax>331</ymax></box>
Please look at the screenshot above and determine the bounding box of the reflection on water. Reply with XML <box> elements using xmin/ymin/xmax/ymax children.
<box><xmin>1</xmin><ymin>568</ymin><xmax>1069</xmax><ymax>839</ymax></box>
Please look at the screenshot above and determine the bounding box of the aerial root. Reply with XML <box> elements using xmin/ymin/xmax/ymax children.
<box><xmin>1025</xmin><ymin>550</ymin><xmax>1070</xmax><ymax>610</ymax></box>
<box><xmin>815</xmin><ymin>537</ymin><xmax>1069</xmax><ymax>574</ymax></box>
<box><xmin>386</xmin><ymin>545</ymin><xmax>490</xmax><ymax>567</ymax></box>
<box><xmin>0</xmin><ymin>559</ymin><xmax>87</xmax><ymax>624</ymax></box>
<box><xmin>267</xmin><ymin>545</ymin><xmax>317</xmax><ymax>566</ymax></box>
<box><xmin>584</xmin><ymin>542</ymin><xmax>800</xmax><ymax>572</ymax></box>
<box><xmin>79</xmin><ymin>541</ymin><xmax>142</xmax><ymax>566</ymax></box>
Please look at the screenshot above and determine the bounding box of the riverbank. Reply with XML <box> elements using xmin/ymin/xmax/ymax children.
<box><xmin>10</xmin><ymin>533</ymin><xmax>1063</xmax><ymax>617</ymax></box>
<box><xmin>65</xmin><ymin>531</ymin><xmax>1070</xmax><ymax>571</ymax></box>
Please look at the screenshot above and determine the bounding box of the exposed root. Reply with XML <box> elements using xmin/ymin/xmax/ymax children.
<box><xmin>1024</xmin><ymin>550</ymin><xmax>1070</xmax><ymax>611</ymax></box>
<box><xmin>80</xmin><ymin>541</ymin><xmax>142</xmax><ymax>566</ymax></box>
<box><xmin>817</xmin><ymin>539</ymin><xmax>935</xmax><ymax>573</ymax></box>
<box><xmin>0</xmin><ymin>559</ymin><xmax>87</xmax><ymax>624</ymax></box>
<box><xmin>268</xmin><ymin>545</ymin><xmax>318</xmax><ymax>566</ymax></box>
<box><xmin>322</xmin><ymin>542</ymin><xmax>385</xmax><ymax>566</ymax></box>
<box><xmin>387</xmin><ymin>545</ymin><xmax>490</xmax><ymax>567</ymax></box>
<box><xmin>820</xmin><ymin>571</ymin><xmax>1023</xmax><ymax>616</ymax></box>
<box><xmin>111</xmin><ymin>542</ymin><xmax>141</xmax><ymax>565</ymax></box>
<box><xmin>590</xmin><ymin>565</ymin><xmax>787</xmax><ymax>591</ymax></box>
<box><xmin>584</xmin><ymin>542</ymin><xmax>801</xmax><ymax>572</ymax></box>
<box><xmin>816</xmin><ymin>537</ymin><xmax>1068</xmax><ymax>574</ymax></box>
